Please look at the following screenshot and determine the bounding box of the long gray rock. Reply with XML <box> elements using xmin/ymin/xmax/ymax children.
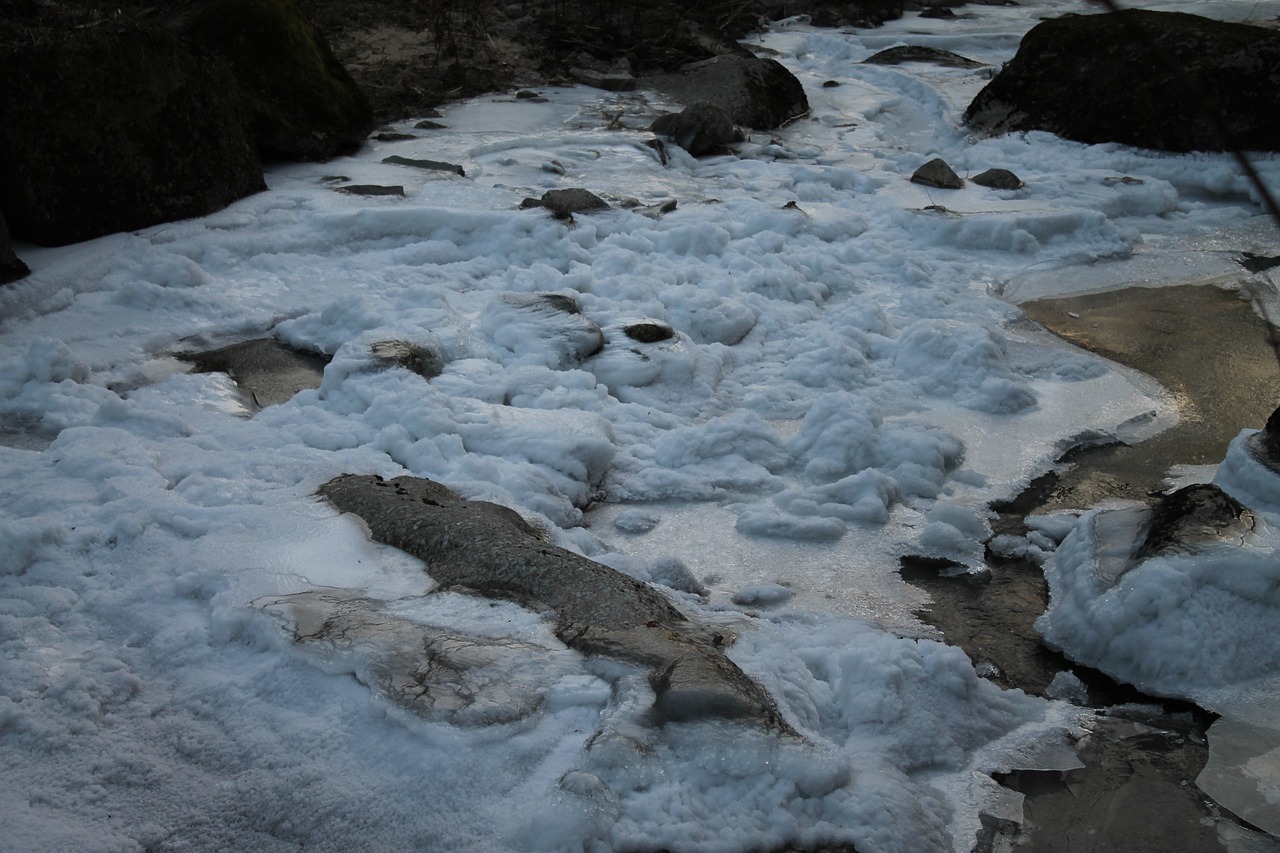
<box><xmin>319</xmin><ymin>474</ymin><xmax>794</xmax><ymax>731</ymax></box>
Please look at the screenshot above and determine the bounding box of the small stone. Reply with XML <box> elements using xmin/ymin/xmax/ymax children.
<box><xmin>911</xmin><ymin>158</ymin><xmax>964</xmax><ymax>189</ymax></box>
<box><xmin>370</xmin><ymin>340</ymin><xmax>444</xmax><ymax>379</ymax></box>
<box><xmin>374</xmin><ymin>131</ymin><xmax>417</xmax><ymax>142</ymax></box>
<box><xmin>414</xmin><ymin>119</ymin><xmax>447</xmax><ymax>130</ymax></box>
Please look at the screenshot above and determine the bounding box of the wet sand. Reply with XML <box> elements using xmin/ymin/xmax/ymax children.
<box><xmin>1020</xmin><ymin>282</ymin><xmax>1280</xmax><ymax>510</ymax></box>
<box><xmin>906</xmin><ymin>281</ymin><xmax>1280</xmax><ymax>851</ymax></box>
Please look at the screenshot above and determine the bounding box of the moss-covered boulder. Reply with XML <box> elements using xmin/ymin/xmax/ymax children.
<box><xmin>179</xmin><ymin>0</ymin><xmax>374</xmax><ymax>160</ymax></box>
<box><xmin>0</xmin><ymin>24</ymin><xmax>266</xmax><ymax>247</ymax></box>
<box><xmin>965</xmin><ymin>10</ymin><xmax>1280</xmax><ymax>152</ymax></box>
<box><xmin>0</xmin><ymin>211</ymin><xmax>29</xmax><ymax>284</ymax></box>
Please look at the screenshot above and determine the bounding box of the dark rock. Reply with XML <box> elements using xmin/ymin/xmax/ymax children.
<box><xmin>651</xmin><ymin>102</ymin><xmax>744</xmax><ymax>156</ymax></box>
<box><xmin>374</xmin><ymin>131</ymin><xmax>417</xmax><ymax>141</ymax></box>
<box><xmin>972</xmin><ymin>168</ymin><xmax>1024</xmax><ymax>190</ymax></box>
<box><xmin>336</xmin><ymin>184</ymin><xmax>406</xmax><ymax>196</ymax></box>
<box><xmin>911</xmin><ymin>158</ymin><xmax>965</xmax><ymax>189</ymax></box>
<box><xmin>318</xmin><ymin>474</ymin><xmax>794</xmax><ymax>731</ymax></box>
<box><xmin>519</xmin><ymin>188</ymin><xmax>610</xmax><ymax>217</ymax></box>
<box><xmin>515</xmin><ymin>89</ymin><xmax>548</xmax><ymax>101</ymax></box>
<box><xmin>823</xmin><ymin>79</ymin><xmax>842</xmax><ymax>88</ymax></box>
<box><xmin>1134</xmin><ymin>483</ymin><xmax>1254</xmax><ymax>561</ymax></box>
<box><xmin>1246</xmin><ymin>403</ymin><xmax>1280</xmax><ymax>470</ymax></box>
<box><xmin>642</xmin><ymin>55</ymin><xmax>810</xmax><ymax>130</ymax></box>
<box><xmin>381</xmin><ymin>155</ymin><xmax>466</xmax><ymax>176</ymax></box>
<box><xmin>964</xmin><ymin>10</ymin><xmax>1280</xmax><ymax>152</ymax></box>
<box><xmin>0</xmin><ymin>24</ymin><xmax>265</xmax><ymax>247</ymax></box>
<box><xmin>177</xmin><ymin>0</ymin><xmax>374</xmax><ymax>160</ymax></box>
<box><xmin>920</xmin><ymin>6</ymin><xmax>956</xmax><ymax>18</ymax></box>
<box><xmin>0</xmin><ymin>211</ymin><xmax>29</xmax><ymax>284</ymax></box>
<box><xmin>863</xmin><ymin>45</ymin><xmax>985</xmax><ymax>68</ymax></box>
<box><xmin>624</xmin><ymin>322</ymin><xmax>676</xmax><ymax>343</ymax></box>
<box><xmin>370</xmin><ymin>340</ymin><xmax>444</xmax><ymax>379</ymax></box>
<box><xmin>414</xmin><ymin>120</ymin><xmax>448</xmax><ymax>130</ymax></box>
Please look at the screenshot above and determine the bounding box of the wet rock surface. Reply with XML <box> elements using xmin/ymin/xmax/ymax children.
<box><xmin>971</xmin><ymin>168</ymin><xmax>1023</xmax><ymax>190</ymax></box>
<box><xmin>519</xmin><ymin>188</ymin><xmax>611</xmax><ymax>217</ymax></box>
<box><xmin>965</xmin><ymin>10</ymin><xmax>1280</xmax><ymax>152</ymax></box>
<box><xmin>186</xmin><ymin>337</ymin><xmax>329</xmax><ymax>409</ymax></box>
<box><xmin>1133</xmin><ymin>483</ymin><xmax>1254</xmax><ymax>561</ymax></box>
<box><xmin>318</xmin><ymin>474</ymin><xmax>794</xmax><ymax>731</ymax></box>
<box><xmin>1247</xmin><ymin>404</ymin><xmax>1280</xmax><ymax>472</ymax></box>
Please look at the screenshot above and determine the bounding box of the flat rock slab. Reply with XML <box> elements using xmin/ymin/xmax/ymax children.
<box><xmin>319</xmin><ymin>473</ymin><xmax>793</xmax><ymax>731</ymax></box>
<box><xmin>381</xmin><ymin>155</ymin><xmax>465</xmax><ymax>176</ymax></box>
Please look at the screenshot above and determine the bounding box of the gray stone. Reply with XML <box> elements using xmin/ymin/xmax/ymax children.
<box><xmin>520</xmin><ymin>188</ymin><xmax>611</xmax><ymax>217</ymax></box>
<box><xmin>651</xmin><ymin>102</ymin><xmax>743</xmax><ymax>156</ymax></box>
<box><xmin>318</xmin><ymin>474</ymin><xmax>794</xmax><ymax>731</ymax></box>
<box><xmin>971</xmin><ymin>168</ymin><xmax>1024</xmax><ymax>190</ymax></box>
<box><xmin>911</xmin><ymin>158</ymin><xmax>964</xmax><ymax>189</ymax></box>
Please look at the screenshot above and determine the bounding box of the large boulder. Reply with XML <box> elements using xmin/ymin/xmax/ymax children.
<box><xmin>177</xmin><ymin>0</ymin><xmax>374</xmax><ymax>160</ymax></box>
<box><xmin>0</xmin><ymin>24</ymin><xmax>266</xmax><ymax>246</ymax></box>
<box><xmin>642</xmin><ymin>55</ymin><xmax>810</xmax><ymax>130</ymax></box>
<box><xmin>965</xmin><ymin>10</ymin><xmax>1280</xmax><ymax>152</ymax></box>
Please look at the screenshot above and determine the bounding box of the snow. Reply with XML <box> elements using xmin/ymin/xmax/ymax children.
<box><xmin>4</xmin><ymin>0</ymin><xmax>1280</xmax><ymax>850</ymax></box>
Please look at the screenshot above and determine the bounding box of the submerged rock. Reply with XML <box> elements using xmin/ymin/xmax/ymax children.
<box><xmin>318</xmin><ymin>473</ymin><xmax>794</xmax><ymax>731</ymax></box>
<box><xmin>259</xmin><ymin>590</ymin><xmax>583</xmax><ymax>725</ymax></box>
<box><xmin>964</xmin><ymin>10</ymin><xmax>1280</xmax><ymax>152</ymax></box>
<box><xmin>186</xmin><ymin>337</ymin><xmax>329</xmax><ymax>408</ymax></box>
<box><xmin>486</xmin><ymin>292</ymin><xmax>605</xmax><ymax>366</ymax></box>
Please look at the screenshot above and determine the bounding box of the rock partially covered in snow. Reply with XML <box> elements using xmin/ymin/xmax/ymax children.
<box><xmin>482</xmin><ymin>293</ymin><xmax>605</xmax><ymax>368</ymax></box>
<box><xmin>972</xmin><ymin>168</ymin><xmax>1024</xmax><ymax>190</ymax></box>
<box><xmin>519</xmin><ymin>188</ymin><xmax>611</xmax><ymax>218</ymax></box>
<box><xmin>319</xmin><ymin>474</ymin><xmax>794</xmax><ymax>731</ymax></box>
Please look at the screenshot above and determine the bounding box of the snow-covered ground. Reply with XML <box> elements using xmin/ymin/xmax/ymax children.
<box><xmin>3</xmin><ymin>1</ymin><xmax>1280</xmax><ymax>850</ymax></box>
